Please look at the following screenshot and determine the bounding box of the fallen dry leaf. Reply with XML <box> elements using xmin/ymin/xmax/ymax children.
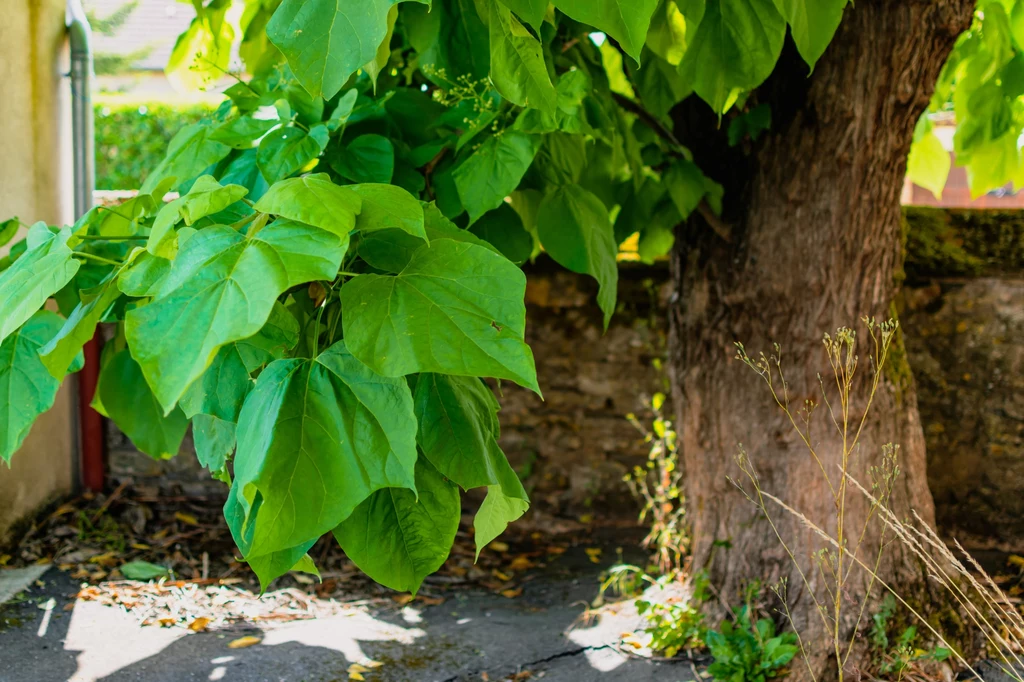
<box><xmin>174</xmin><ymin>512</ymin><xmax>199</xmax><ymax>526</ymax></box>
<box><xmin>489</xmin><ymin>541</ymin><xmax>509</xmax><ymax>553</ymax></box>
<box><xmin>500</xmin><ymin>587</ymin><xmax>523</xmax><ymax>599</ymax></box>
<box><xmin>188</xmin><ymin>617</ymin><xmax>211</xmax><ymax>632</ymax></box>
<box><xmin>392</xmin><ymin>594</ymin><xmax>414</xmax><ymax>606</ymax></box>
<box><xmin>228</xmin><ymin>635</ymin><xmax>261</xmax><ymax>649</ymax></box>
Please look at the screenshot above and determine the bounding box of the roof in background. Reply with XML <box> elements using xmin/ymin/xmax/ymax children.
<box><xmin>84</xmin><ymin>0</ymin><xmax>196</xmax><ymax>72</ymax></box>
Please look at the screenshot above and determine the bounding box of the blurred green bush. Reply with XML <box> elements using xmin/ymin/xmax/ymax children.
<box><xmin>95</xmin><ymin>95</ymin><xmax>219</xmax><ymax>190</ymax></box>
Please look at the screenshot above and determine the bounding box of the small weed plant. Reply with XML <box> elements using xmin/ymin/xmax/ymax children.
<box><xmin>707</xmin><ymin>604</ymin><xmax>800</xmax><ymax>682</ymax></box>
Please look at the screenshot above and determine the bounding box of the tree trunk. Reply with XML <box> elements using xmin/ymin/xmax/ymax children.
<box><xmin>669</xmin><ymin>0</ymin><xmax>973</xmax><ymax>677</ymax></box>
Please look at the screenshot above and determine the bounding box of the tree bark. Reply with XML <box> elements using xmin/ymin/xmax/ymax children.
<box><xmin>669</xmin><ymin>1</ymin><xmax>974</xmax><ymax>677</ymax></box>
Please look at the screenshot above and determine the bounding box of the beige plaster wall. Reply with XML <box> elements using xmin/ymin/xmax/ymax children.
<box><xmin>0</xmin><ymin>0</ymin><xmax>77</xmax><ymax>546</ymax></box>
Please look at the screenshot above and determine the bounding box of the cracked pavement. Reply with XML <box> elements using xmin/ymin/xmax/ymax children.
<box><xmin>0</xmin><ymin>543</ymin><xmax>698</xmax><ymax>682</ymax></box>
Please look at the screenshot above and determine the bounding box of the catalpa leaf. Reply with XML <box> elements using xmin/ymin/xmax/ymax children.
<box><xmin>454</xmin><ymin>131</ymin><xmax>541</xmax><ymax>224</ymax></box>
<box><xmin>500</xmin><ymin>0</ymin><xmax>547</xmax><ymax>29</ymax></box>
<box><xmin>341</xmin><ymin>239</ymin><xmax>540</xmax><ymax>393</ymax></box>
<box><xmin>257</xmin><ymin>127</ymin><xmax>322</xmax><ymax>184</ymax></box>
<box><xmin>232</xmin><ymin>341</ymin><xmax>418</xmax><ymax>558</ymax></box>
<box><xmin>0</xmin><ymin>312</ymin><xmax>79</xmax><ymax>464</ymax></box>
<box><xmin>125</xmin><ymin>221</ymin><xmax>346</xmax><ymax>413</ymax></box>
<box><xmin>331</xmin><ymin>135</ymin><xmax>394</xmax><ymax>184</ymax></box>
<box><xmin>148</xmin><ymin>176</ymin><xmax>249</xmax><ymax>258</ymax></box>
<box><xmin>99</xmin><ymin>348</ymin><xmax>188</xmax><ymax>460</ymax></box>
<box><xmin>193</xmin><ymin>414</ymin><xmax>236</xmax><ymax>472</ymax></box>
<box><xmin>678</xmin><ymin>0</ymin><xmax>786</xmax><ymax>114</ymax></box>
<box><xmin>552</xmin><ymin>0</ymin><xmax>660</xmax><ymax>63</ymax></box>
<box><xmin>475</xmin><ymin>463</ymin><xmax>529</xmax><ymax>558</ymax></box>
<box><xmin>414</xmin><ymin>373</ymin><xmax>522</xmax><ymax>492</ymax></box>
<box><xmin>358</xmin><ymin>203</ymin><xmax>498</xmax><ymax>272</ymax></box>
<box><xmin>39</xmin><ymin>269</ymin><xmax>123</xmax><ymax>379</ymax></box>
<box><xmin>772</xmin><ymin>0</ymin><xmax>847</xmax><ymax>70</ymax></box>
<box><xmin>536</xmin><ymin>185</ymin><xmax>618</xmax><ymax>328</ymax></box>
<box><xmin>334</xmin><ymin>458</ymin><xmax>460</xmax><ymax>593</ymax></box>
<box><xmin>223</xmin><ymin>490</ymin><xmax>320</xmax><ymax>591</ymax></box>
<box><xmin>267</xmin><ymin>0</ymin><xmax>428</xmax><ymax>100</ymax></box>
<box><xmin>253</xmin><ymin>173</ymin><xmax>362</xmax><ymax>238</ymax></box>
<box><xmin>210</xmin><ymin>116</ymin><xmax>279</xmax><ymax>149</ymax></box>
<box><xmin>488</xmin><ymin>0</ymin><xmax>556</xmax><ymax>115</ymax></box>
<box><xmin>348</xmin><ymin>184</ymin><xmax>427</xmax><ymax>240</ymax></box>
<box><xmin>0</xmin><ymin>224</ymin><xmax>79</xmax><ymax>348</ymax></box>
<box><xmin>140</xmin><ymin>124</ymin><xmax>231</xmax><ymax>194</ymax></box>
<box><xmin>179</xmin><ymin>302</ymin><xmax>299</xmax><ymax>421</ymax></box>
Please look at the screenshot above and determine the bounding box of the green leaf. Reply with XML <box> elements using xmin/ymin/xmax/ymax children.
<box><xmin>469</xmin><ymin>203</ymin><xmax>533</xmax><ymax>265</ymax></box>
<box><xmin>140</xmin><ymin>124</ymin><xmax>231</xmax><ymax>194</ymax></box>
<box><xmin>406</xmin><ymin>0</ymin><xmax>490</xmax><ymax>82</ymax></box>
<box><xmin>364</xmin><ymin>5</ymin><xmax>399</xmax><ymax>90</ymax></box>
<box><xmin>193</xmin><ymin>414</ymin><xmax>236</xmax><ymax>472</ymax></box>
<box><xmin>646</xmin><ymin>0</ymin><xmax>695</xmax><ymax>66</ymax></box>
<box><xmin>232</xmin><ymin>341</ymin><xmax>418</xmax><ymax>557</ymax></box>
<box><xmin>125</xmin><ymin>221</ymin><xmax>346</xmax><ymax>413</ymax></box>
<box><xmin>267</xmin><ymin>0</ymin><xmax>426</xmax><ymax>100</ymax></box>
<box><xmin>177</xmin><ymin>175</ymin><xmax>250</xmax><ymax>225</ymax></box>
<box><xmin>253</xmin><ymin>173</ymin><xmax>362</xmax><ymax>238</ymax></box>
<box><xmin>348</xmin><ymin>184</ymin><xmax>427</xmax><ymax>239</ymax></box>
<box><xmin>414</xmin><ymin>373</ymin><xmax>524</xmax><ymax>494</ymax></box>
<box><xmin>357</xmin><ymin>202</ymin><xmax>499</xmax><ymax>272</ymax></box>
<box><xmin>536</xmin><ymin>185</ymin><xmax>618</xmax><ymax>328</ymax></box>
<box><xmin>0</xmin><ymin>225</ymin><xmax>79</xmax><ymax>348</ymax></box>
<box><xmin>678</xmin><ymin>0</ymin><xmax>786</xmax><ymax>114</ymax></box>
<box><xmin>223</xmin><ymin>490</ymin><xmax>319</xmax><ymax>591</ymax></box>
<box><xmin>118</xmin><ymin>251</ymin><xmax>171</xmax><ymax>298</ymax></box>
<box><xmin>907</xmin><ymin>118</ymin><xmax>951</xmax><ymax>201</ymax></box>
<box><xmin>257</xmin><ymin>127</ymin><xmax>322</xmax><ymax>184</ymax></box>
<box><xmin>488</xmin><ymin>1</ymin><xmax>556</xmax><ymax>115</ymax></box>
<box><xmin>0</xmin><ymin>312</ymin><xmax>76</xmax><ymax>463</ymax></box>
<box><xmin>211</xmin><ymin>116</ymin><xmax>279</xmax><ymax>150</ymax></box>
<box><xmin>120</xmin><ymin>560</ymin><xmax>171</xmax><ymax>581</ymax></box>
<box><xmin>629</xmin><ymin>49</ymin><xmax>691</xmax><ymax>119</ymax></box>
<box><xmin>454</xmin><ymin>132</ymin><xmax>541</xmax><ymax>223</ymax></box>
<box><xmin>99</xmin><ymin>348</ymin><xmax>188</xmax><ymax>460</ymax></box>
<box><xmin>664</xmin><ymin>158</ymin><xmax>710</xmax><ymax>219</ymax></box>
<box><xmin>38</xmin><ymin>270</ymin><xmax>123</xmax><ymax>380</ymax></box>
<box><xmin>327</xmin><ymin>89</ymin><xmax>359</xmax><ymax>132</ymax></box>
<box><xmin>341</xmin><ymin>239</ymin><xmax>539</xmax><ymax>392</ymax></box>
<box><xmin>500</xmin><ymin>0</ymin><xmax>548</xmax><ymax>29</ymax></box>
<box><xmin>771</xmin><ymin>0</ymin><xmax>847</xmax><ymax>70</ymax></box>
<box><xmin>474</xmin><ymin>463</ymin><xmax>529</xmax><ymax>557</ymax></box>
<box><xmin>331</xmin><ymin>135</ymin><xmax>395</xmax><ymax>184</ymax></box>
<box><xmin>165</xmin><ymin>0</ymin><xmax>234</xmax><ymax>92</ymax></box>
<box><xmin>179</xmin><ymin>302</ymin><xmax>299</xmax><ymax>421</ymax></box>
<box><xmin>552</xmin><ymin>0</ymin><xmax>660</xmax><ymax>63</ymax></box>
<box><xmin>334</xmin><ymin>457</ymin><xmax>460</xmax><ymax>593</ymax></box>
<box><xmin>0</xmin><ymin>218</ymin><xmax>20</xmax><ymax>247</ymax></box>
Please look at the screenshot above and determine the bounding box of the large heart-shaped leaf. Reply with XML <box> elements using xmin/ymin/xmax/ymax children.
<box><xmin>257</xmin><ymin>127</ymin><xmax>322</xmax><ymax>184</ymax></box>
<box><xmin>488</xmin><ymin>0</ymin><xmax>556</xmax><ymax>115</ymax></box>
<box><xmin>253</xmin><ymin>174</ymin><xmax>362</xmax><ymax>238</ymax></box>
<box><xmin>232</xmin><ymin>341</ymin><xmax>418</xmax><ymax>558</ymax></box>
<box><xmin>140</xmin><ymin>124</ymin><xmax>231</xmax><ymax>194</ymax></box>
<box><xmin>552</xmin><ymin>0</ymin><xmax>660</xmax><ymax>63</ymax></box>
<box><xmin>334</xmin><ymin>457</ymin><xmax>459</xmax><ymax>593</ymax></box>
<box><xmin>341</xmin><ymin>239</ymin><xmax>539</xmax><ymax>393</ymax></box>
<box><xmin>349</xmin><ymin>184</ymin><xmax>427</xmax><ymax>240</ymax></box>
<box><xmin>125</xmin><ymin>221</ymin><xmax>345</xmax><ymax>413</ymax></box>
<box><xmin>98</xmin><ymin>348</ymin><xmax>189</xmax><ymax>460</ymax></box>
<box><xmin>267</xmin><ymin>0</ymin><xmax>428</xmax><ymax>100</ymax></box>
<box><xmin>0</xmin><ymin>224</ymin><xmax>79</xmax><ymax>348</ymax></box>
<box><xmin>772</xmin><ymin>0</ymin><xmax>847</xmax><ymax>70</ymax></box>
<box><xmin>536</xmin><ymin>185</ymin><xmax>618</xmax><ymax>328</ymax></box>
<box><xmin>453</xmin><ymin>132</ymin><xmax>541</xmax><ymax>224</ymax></box>
<box><xmin>678</xmin><ymin>0</ymin><xmax>786</xmax><ymax>114</ymax></box>
<box><xmin>0</xmin><ymin>312</ymin><xmax>80</xmax><ymax>463</ymax></box>
<box><xmin>39</xmin><ymin>269</ymin><xmax>123</xmax><ymax>379</ymax></box>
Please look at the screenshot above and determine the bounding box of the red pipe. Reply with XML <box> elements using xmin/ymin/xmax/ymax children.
<box><xmin>79</xmin><ymin>335</ymin><xmax>105</xmax><ymax>492</ymax></box>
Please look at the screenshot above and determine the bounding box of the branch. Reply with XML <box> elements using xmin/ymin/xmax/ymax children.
<box><xmin>610</xmin><ymin>93</ymin><xmax>733</xmax><ymax>243</ymax></box>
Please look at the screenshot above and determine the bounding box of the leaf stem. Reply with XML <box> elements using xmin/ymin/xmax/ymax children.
<box><xmin>76</xmin><ymin>234</ymin><xmax>146</xmax><ymax>240</ymax></box>
<box><xmin>74</xmin><ymin>252</ymin><xmax>123</xmax><ymax>266</ymax></box>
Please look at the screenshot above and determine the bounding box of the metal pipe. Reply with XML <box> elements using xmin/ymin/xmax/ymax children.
<box><xmin>67</xmin><ymin>0</ymin><xmax>104</xmax><ymax>493</ymax></box>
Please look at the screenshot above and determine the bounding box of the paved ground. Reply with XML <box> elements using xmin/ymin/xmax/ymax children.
<box><xmin>0</xmin><ymin>550</ymin><xmax>696</xmax><ymax>682</ymax></box>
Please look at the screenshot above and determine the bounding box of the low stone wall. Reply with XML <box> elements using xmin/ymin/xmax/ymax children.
<box><xmin>105</xmin><ymin>208</ymin><xmax>1024</xmax><ymax>548</ymax></box>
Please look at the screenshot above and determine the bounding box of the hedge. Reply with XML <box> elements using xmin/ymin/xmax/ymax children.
<box><xmin>95</xmin><ymin>95</ymin><xmax>220</xmax><ymax>190</ymax></box>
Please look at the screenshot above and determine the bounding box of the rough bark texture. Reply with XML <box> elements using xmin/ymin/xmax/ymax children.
<box><xmin>668</xmin><ymin>0</ymin><xmax>974</xmax><ymax>675</ymax></box>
